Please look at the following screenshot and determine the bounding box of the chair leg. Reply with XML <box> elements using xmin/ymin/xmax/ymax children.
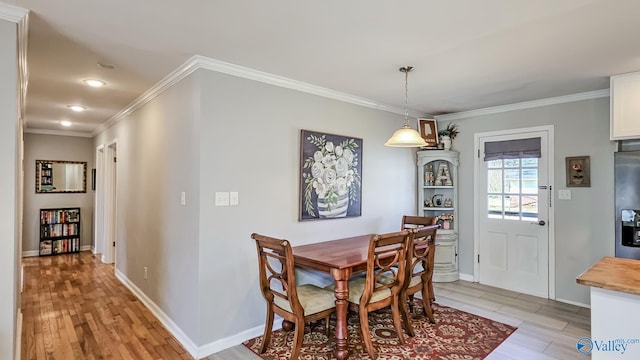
<box><xmin>260</xmin><ymin>306</ymin><xmax>275</xmax><ymax>354</ymax></box>
<box><xmin>390</xmin><ymin>298</ymin><xmax>406</xmax><ymax>345</ymax></box>
<box><xmin>421</xmin><ymin>285</ymin><xmax>436</xmax><ymax>323</ymax></box>
<box><xmin>428</xmin><ymin>279</ymin><xmax>436</xmax><ymax>303</ymax></box>
<box><xmin>398</xmin><ymin>291</ymin><xmax>415</xmax><ymax>337</ymax></box>
<box><xmin>290</xmin><ymin>316</ymin><xmax>306</xmax><ymax>360</ymax></box>
<box><xmin>324</xmin><ymin>314</ymin><xmax>331</xmax><ymax>337</ymax></box>
<box><xmin>359</xmin><ymin>309</ymin><xmax>376</xmax><ymax>359</ymax></box>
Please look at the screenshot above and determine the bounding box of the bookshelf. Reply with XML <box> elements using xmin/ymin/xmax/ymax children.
<box><xmin>39</xmin><ymin>207</ymin><xmax>81</xmax><ymax>256</ymax></box>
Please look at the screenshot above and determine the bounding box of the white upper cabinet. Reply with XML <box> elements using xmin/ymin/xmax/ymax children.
<box><xmin>611</xmin><ymin>71</ymin><xmax>640</xmax><ymax>140</ymax></box>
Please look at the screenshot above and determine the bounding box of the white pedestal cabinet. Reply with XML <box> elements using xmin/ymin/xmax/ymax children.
<box><xmin>417</xmin><ymin>150</ymin><xmax>459</xmax><ymax>282</ymax></box>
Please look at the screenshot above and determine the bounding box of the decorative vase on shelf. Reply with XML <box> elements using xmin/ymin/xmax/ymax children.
<box><xmin>441</xmin><ymin>136</ymin><xmax>452</xmax><ymax>151</ymax></box>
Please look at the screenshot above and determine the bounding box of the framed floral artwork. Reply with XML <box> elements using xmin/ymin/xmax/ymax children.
<box><xmin>566</xmin><ymin>156</ymin><xmax>590</xmax><ymax>187</ymax></box>
<box><xmin>299</xmin><ymin>130</ymin><xmax>362</xmax><ymax>221</ymax></box>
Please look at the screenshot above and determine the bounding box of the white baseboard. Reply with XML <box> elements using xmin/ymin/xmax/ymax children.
<box><xmin>23</xmin><ymin>245</ymin><xmax>94</xmax><ymax>258</ymax></box>
<box><xmin>114</xmin><ymin>269</ymin><xmax>199</xmax><ymax>358</ymax></box>
<box><xmin>458</xmin><ymin>273</ymin><xmax>474</xmax><ymax>282</ymax></box>
<box><xmin>556</xmin><ymin>297</ymin><xmax>590</xmax><ymax>309</ymax></box>
<box><xmin>21</xmin><ymin>250</ymin><xmax>38</xmax><ymax>257</ymax></box>
<box><xmin>15</xmin><ymin>309</ymin><xmax>22</xmax><ymax>360</ymax></box>
<box><xmin>114</xmin><ymin>268</ymin><xmax>284</xmax><ymax>359</ymax></box>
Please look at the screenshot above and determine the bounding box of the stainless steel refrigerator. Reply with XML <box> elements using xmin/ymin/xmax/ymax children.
<box><xmin>615</xmin><ymin>150</ymin><xmax>640</xmax><ymax>259</ymax></box>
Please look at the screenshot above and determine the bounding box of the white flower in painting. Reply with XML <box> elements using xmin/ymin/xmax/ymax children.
<box><xmin>322</xmin><ymin>154</ymin><xmax>336</xmax><ymax>168</ymax></box>
<box><xmin>346</xmin><ymin>170</ymin><xmax>354</xmax><ymax>187</ymax></box>
<box><xmin>336</xmin><ymin>177</ymin><xmax>348</xmax><ymax>195</ymax></box>
<box><xmin>311</xmin><ymin>162</ymin><xmax>324</xmax><ymax>178</ymax></box>
<box><xmin>342</xmin><ymin>148</ymin><xmax>354</xmax><ymax>165</ymax></box>
<box><xmin>313</xmin><ymin>178</ymin><xmax>326</xmax><ymax>196</ymax></box>
<box><xmin>314</xmin><ymin>151</ymin><xmax>324</xmax><ymax>162</ymax></box>
<box><xmin>325</xmin><ymin>142</ymin><xmax>334</xmax><ymax>152</ymax></box>
<box><xmin>335</xmin><ymin>157</ymin><xmax>349</xmax><ymax>177</ymax></box>
<box><xmin>335</xmin><ymin>145</ymin><xmax>343</xmax><ymax>156</ymax></box>
<box><xmin>322</xmin><ymin>168</ymin><xmax>337</xmax><ymax>186</ymax></box>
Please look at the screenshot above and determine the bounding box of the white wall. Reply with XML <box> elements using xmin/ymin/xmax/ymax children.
<box><xmin>23</xmin><ymin>133</ymin><xmax>95</xmax><ymax>253</ymax></box>
<box><xmin>0</xmin><ymin>16</ymin><xmax>18</xmax><ymax>360</ymax></box>
<box><xmin>438</xmin><ymin>96</ymin><xmax>614</xmax><ymax>305</ymax></box>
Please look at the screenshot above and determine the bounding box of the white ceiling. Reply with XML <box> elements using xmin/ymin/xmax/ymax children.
<box><xmin>7</xmin><ymin>0</ymin><xmax>640</xmax><ymax>136</ymax></box>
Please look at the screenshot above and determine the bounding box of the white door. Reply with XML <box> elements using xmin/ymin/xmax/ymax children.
<box><xmin>477</xmin><ymin>129</ymin><xmax>550</xmax><ymax>298</ymax></box>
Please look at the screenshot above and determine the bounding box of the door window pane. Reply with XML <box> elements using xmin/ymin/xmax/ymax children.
<box><xmin>504</xmin><ymin>169</ymin><xmax>520</xmax><ymax>193</ymax></box>
<box><xmin>504</xmin><ymin>159</ymin><xmax>520</xmax><ymax>168</ymax></box>
<box><xmin>486</xmin><ymin>154</ymin><xmax>539</xmax><ymax>221</ymax></box>
<box><xmin>488</xmin><ymin>170</ymin><xmax>503</xmax><ymax>192</ymax></box>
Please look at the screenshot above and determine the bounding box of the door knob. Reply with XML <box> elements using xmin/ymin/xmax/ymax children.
<box><xmin>538</xmin><ymin>220</ymin><xmax>546</xmax><ymax>226</ymax></box>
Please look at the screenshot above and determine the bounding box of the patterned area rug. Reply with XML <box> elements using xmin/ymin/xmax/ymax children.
<box><xmin>243</xmin><ymin>301</ymin><xmax>516</xmax><ymax>359</ymax></box>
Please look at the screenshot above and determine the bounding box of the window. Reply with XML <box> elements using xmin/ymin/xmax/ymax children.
<box><xmin>487</xmin><ymin>158</ymin><xmax>538</xmax><ymax>221</ymax></box>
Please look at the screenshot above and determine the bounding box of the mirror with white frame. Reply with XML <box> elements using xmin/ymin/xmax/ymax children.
<box><xmin>35</xmin><ymin>160</ymin><xmax>87</xmax><ymax>193</ymax></box>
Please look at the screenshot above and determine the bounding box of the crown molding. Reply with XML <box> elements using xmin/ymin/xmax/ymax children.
<box><xmin>25</xmin><ymin>128</ymin><xmax>94</xmax><ymax>138</ymax></box>
<box><xmin>92</xmin><ymin>55</ymin><xmax>426</xmax><ymax>136</ymax></box>
<box><xmin>0</xmin><ymin>3</ymin><xmax>28</xmax><ymax>23</ymax></box>
<box><xmin>17</xmin><ymin>11</ymin><xmax>28</xmax><ymax>118</ymax></box>
<box><xmin>435</xmin><ymin>89</ymin><xmax>610</xmax><ymax>121</ymax></box>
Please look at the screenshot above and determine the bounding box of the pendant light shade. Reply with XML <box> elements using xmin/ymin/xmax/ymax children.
<box><xmin>385</xmin><ymin>66</ymin><xmax>427</xmax><ymax>148</ymax></box>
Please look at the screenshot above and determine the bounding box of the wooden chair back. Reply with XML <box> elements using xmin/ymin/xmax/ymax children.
<box><xmin>401</xmin><ymin>215</ymin><xmax>438</xmax><ymax>229</ymax></box>
<box><xmin>251</xmin><ymin>233</ymin><xmax>303</xmax><ymax>316</ymax></box>
<box><xmin>407</xmin><ymin>225</ymin><xmax>439</xmax><ymax>288</ymax></box>
<box><xmin>361</xmin><ymin>230</ymin><xmax>410</xmax><ymax>307</ymax></box>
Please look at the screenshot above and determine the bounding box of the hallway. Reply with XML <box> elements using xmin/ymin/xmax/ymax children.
<box><xmin>21</xmin><ymin>252</ymin><xmax>192</xmax><ymax>360</ymax></box>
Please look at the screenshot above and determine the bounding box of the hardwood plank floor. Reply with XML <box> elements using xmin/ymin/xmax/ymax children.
<box><xmin>209</xmin><ymin>281</ymin><xmax>591</xmax><ymax>360</ymax></box>
<box><xmin>21</xmin><ymin>251</ymin><xmax>193</xmax><ymax>360</ymax></box>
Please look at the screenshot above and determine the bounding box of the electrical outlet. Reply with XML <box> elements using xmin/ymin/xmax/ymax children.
<box><xmin>144</xmin><ymin>266</ymin><xmax>148</xmax><ymax>280</ymax></box>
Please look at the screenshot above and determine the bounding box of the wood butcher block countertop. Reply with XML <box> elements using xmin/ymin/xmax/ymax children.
<box><xmin>576</xmin><ymin>256</ymin><xmax>640</xmax><ymax>296</ymax></box>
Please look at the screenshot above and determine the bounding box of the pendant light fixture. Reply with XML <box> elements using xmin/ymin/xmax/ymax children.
<box><xmin>384</xmin><ymin>66</ymin><xmax>428</xmax><ymax>147</ymax></box>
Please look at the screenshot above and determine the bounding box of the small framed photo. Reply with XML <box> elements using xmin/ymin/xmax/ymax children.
<box><xmin>566</xmin><ymin>156</ymin><xmax>590</xmax><ymax>187</ymax></box>
<box><xmin>419</xmin><ymin>119</ymin><xmax>439</xmax><ymax>148</ymax></box>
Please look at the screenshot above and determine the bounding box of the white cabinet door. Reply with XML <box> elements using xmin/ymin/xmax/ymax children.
<box><xmin>611</xmin><ymin>71</ymin><xmax>640</xmax><ymax>140</ymax></box>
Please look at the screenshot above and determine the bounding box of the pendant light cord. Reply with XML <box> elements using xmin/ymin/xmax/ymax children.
<box><xmin>404</xmin><ymin>68</ymin><xmax>409</xmax><ymax>125</ymax></box>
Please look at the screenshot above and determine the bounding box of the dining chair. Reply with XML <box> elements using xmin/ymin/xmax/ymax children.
<box><xmin>399</xmin><ymin>225</ymin><xmax>439</xmax><ymax>337</ymax></box>
<box><xmin>251</xmin><ymin>233</ymin><xmax>336</xmax><ymax>360</ymax></box>
<box><xmin>346</xmin><ymin>230</ymin><xmax>411</xmax><ymax>359</ymax></box>
<box><xmin>400</xmin><ymin>215</ymin><xmax>438</xmax><ymax>304</ymax></box>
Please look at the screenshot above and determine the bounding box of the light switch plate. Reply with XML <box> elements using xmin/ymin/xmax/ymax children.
<box><xmin>230</xmin><ymin>192</ymin><xmax>239</xmax><ymax>206</ymax></box>
<box><xmin>180</xmin><ymin>192</ymin><xmax>186</xmax><ymax>206</ymax></box>
<box><xmin>558</xmin><ymin>189</ymin><xmax>571</xmax><ymax>200</ymax></box>
<box><xmin>215</xmin><ymin>192</ymin><xmax>230</xmax><ymax>206</ymax></box>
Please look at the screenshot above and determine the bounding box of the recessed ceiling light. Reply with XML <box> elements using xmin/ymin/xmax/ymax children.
<box><xmin>60</xmin><ymin>120</ymin><xmax>72</xmax><ymax>127</ymax></box>
<box><xmin>67</xmin><ymin>105</ymin><xmax>86</xmax><ymax>112</ymax></box>
<box><xmin>83</xmin><ymin>79</ymin><xmax>106</xmax><ymax>87</ymax></box>
<box><xmin>97</xmin><ymin>62</ymin><xmax>115</xmax><ymax>69</ymax></box>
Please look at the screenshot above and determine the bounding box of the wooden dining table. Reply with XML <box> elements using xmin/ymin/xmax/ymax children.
<box><xmin>291</xmin><ymin>234</ymin><xmax>373</xmax><ymax>360</ymax></box>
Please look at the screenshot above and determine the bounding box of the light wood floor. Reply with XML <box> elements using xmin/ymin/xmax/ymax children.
<box><xmin>21</xmin><ymin>251</ymin><xmax>192</xmax><ymax>360</ymax></box>
<box><xmin>21</xmin><ymin>251</ymin><xmax>590</xmax><ymax>360</ymax></box>
<box><xmin>210</xmin><ymin>281</ymin><xmax>591</xmax><ymax>360</ymax></box>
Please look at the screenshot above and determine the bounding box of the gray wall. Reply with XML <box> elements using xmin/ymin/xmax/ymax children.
<box><xmin>0</xmin><ymin>17</ymin><xmax>18</xmax><ymax>359</ymax></box>
<box><xmin>438</xmin><ymin>96</ymin><xmax>614</xmax><ymax>304</ymax></box>
<box><xmin>23</xmin><ymin>133</ymin><xmax>95</xmax><ymax>253</ymax></box>
<box><xmin>94</xmin><ymin>75</ymin><xmax>202</xmax><ymax>343</ymax></box>
<box><xmin>94</xmin><ymin>67</ymin><xmax>417</xmax><ymax>348</ymax></box>
<box><xmin>195</xmin><ymin>69</ymin><xmax>415</xmax><ymax>343</ymax></box>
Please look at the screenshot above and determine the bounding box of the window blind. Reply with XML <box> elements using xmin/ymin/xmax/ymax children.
<box><xmin>484</xmin><ymin>137</ymin><xmax>541</xmax><ymax>161</ymax></box>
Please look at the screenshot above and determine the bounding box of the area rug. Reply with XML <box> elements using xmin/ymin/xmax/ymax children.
<box><xmin>243</xmin><ymin>301</ymin><xmax>516</xmax><ymax>359</ymax></box>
